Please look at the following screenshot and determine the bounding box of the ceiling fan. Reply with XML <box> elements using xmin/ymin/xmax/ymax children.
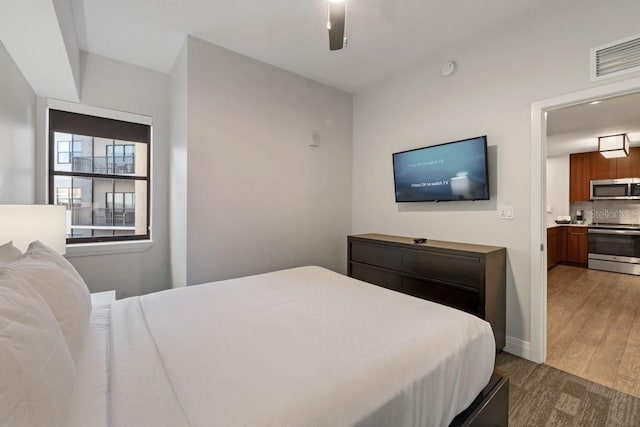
<box><xmin>327</xmin><ymin>0</ymin><xmax>347</xmax><ymax>51</ymax></box>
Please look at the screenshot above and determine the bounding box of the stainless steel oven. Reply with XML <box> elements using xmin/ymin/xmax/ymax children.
<box><xmin>588</xmin><ymin>223</ymin><xmax>640</xmax><ymax>275</ymax></box>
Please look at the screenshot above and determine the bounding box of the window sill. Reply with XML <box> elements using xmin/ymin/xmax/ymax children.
<box><xmin>65</xmin><ymin>240</ymin><xmax>153</xmax><ymax>258</ymax></box>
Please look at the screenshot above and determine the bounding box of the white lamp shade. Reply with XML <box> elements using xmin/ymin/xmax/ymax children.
<box><xmin>599</xmin><ymin>134</ymin><xmax>629</xmax><ymax>159</ymax></box>
<box><xmin>0</xmin><ymin>205</ymin><xmax>67</xmax><ymax>254</ymax></box>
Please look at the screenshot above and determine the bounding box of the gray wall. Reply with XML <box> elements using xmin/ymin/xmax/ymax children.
<box><xmin>0</xmin><ymin>41</ymin><xmax>36</xmax><ymax>204</ymax></box>
<box><xmin>351</xmin><ymin>0</ymin><xmax>640</xmax><ymax>356</ymax></box>
<box><xmin>169</xmin><ymin>42</ymin><xmax>188</xmax><ymax>287</ymax></box>
<box><xmin>11</xmin><ymin>34</ymin><xmax>352</xmax><ymax>296</ymax></box>
<box><xmin>60</xmin><ymin>52</ymin><xmax>171</xmax><ymax>298</ymax></box>
<box><xmin>184</xmin><ymin>37</ymin><xmax>352</xmax><ymax>285</ymax></box>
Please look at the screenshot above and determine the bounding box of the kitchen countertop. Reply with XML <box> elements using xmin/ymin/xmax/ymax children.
<box><xmin>546</xmin><ymin>223</ymin><xmax>590</xmax><ymax>229</ymax></box>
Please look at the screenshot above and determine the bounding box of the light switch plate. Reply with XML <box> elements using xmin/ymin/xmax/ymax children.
<box><xmin>499</xmin><ymin>205</ymin><xmax>514</xmax><ymax>220</ymax></box>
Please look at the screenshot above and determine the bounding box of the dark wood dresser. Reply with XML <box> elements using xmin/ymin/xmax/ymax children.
<box><xmin>348</xmin><ymin>233</ymin><xmax>506</xmax><ymax>350</ymax></box>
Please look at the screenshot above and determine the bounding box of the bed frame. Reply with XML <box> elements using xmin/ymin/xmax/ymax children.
<box><xmin>449</xmin><ymin>369</ymin><xmax>509</xmax><ymax>427</ymax></box>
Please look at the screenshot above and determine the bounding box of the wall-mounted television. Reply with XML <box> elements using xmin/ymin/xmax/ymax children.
<box><xmin>392</xmin><ymin>135</ymin><xmax>489</xmax><ymax>202</ymax></box>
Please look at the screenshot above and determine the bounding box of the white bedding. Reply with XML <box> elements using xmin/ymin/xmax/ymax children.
<box><xmin>109</xmin><ymin>266</ymin><xmax>495</xmax><ymax>427</ymax></box>
<box><xmin>65</xmin><ymin>304</ymin><xmax>110</xmax><ymax>427</ymax></box>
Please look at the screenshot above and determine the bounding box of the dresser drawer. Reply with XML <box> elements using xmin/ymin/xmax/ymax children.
<box><xmin>348</xmin><ymin>234</ymin><xmax>506</xmax><ymax>351</ymax></box>
<box><xmin>403</xmin><ymin>276</ymin><xmax>479</xmax><ymax>315</ymax></box>
<box><xmin>350</xmin><ymin>263</ymin><xmax>402</xmax><ymax>292</ymax></box>
<box><xmin>402</xmin><ymin>250</ymin><xmax>482</xmax><ymax>289</ymax></box>
<box><xmin>350</xmin><ymin>242</ymin><xmax>402</xmax><ymax>270</ymax></box>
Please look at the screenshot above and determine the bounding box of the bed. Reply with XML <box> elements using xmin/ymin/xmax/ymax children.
<box><xmin>0</xmin><ymin>235</ymin><xmax>507</xmax><ymax>426</ymax></box>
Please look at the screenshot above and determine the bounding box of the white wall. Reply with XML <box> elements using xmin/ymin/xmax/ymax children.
<box><xmin>0</xmin><ymin>42</ymin><xmax>36</xmax><ymax>204</ymax></box>
<box><xmin>49</xmin><ymin>52</ymin><xmax>172</xmax><ymax>298</ymax></box>
<box><xmin>169</xmin><ymin>41</ymin><xmax>188</xmax><ymax>288</ymax></box>
<box><xmin>352</xmin><ymin>0</ymin><xmax>640</xmax><ymax>358</ymax></box>
<box><xmin>545</xmin><ymin>155</ymin><xmax>570</xmax><ymax>225</ymax></box>
<box><xmin>52</xmin><ymin>0</ymin><xmax>81</xmax><ymax>95</ymax></box>
<box><xmin>185</xmin><ymin>37</ymin><xmax>352</xmax><ymax>285</ymax></box>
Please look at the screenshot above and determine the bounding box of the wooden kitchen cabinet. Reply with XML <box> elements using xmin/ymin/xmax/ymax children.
<box><xmin>589</xmin><ymin>147</ymin><xmax>640</xmax><ymax>180</ymax></box>
<box><xmin>569</xmin><ymin>149</ymin><xmax>640</xmax><ymax>203</ymax></box>
<box><xmin>590</xmin><ymin>151</ymin><xmax>617</xmax><ymax>180</ymax></box>
<box><xmin>569</xmin><ymin>153</ymin><xmax>591</xmax><ymax>202</ymax></box>
<box><xmin>547</xmin><ymin>226</ymin><xmax>567</xmax><ymax>270</ymax></box>
<box><xmin>566</xmin><ymin>226</ymin><xmax>588</xmax><ymax>266</ymax></box>
<box><xmin>615</xmin><ymin>147</ymin><xmax>640</xmax><ymax>178</ymax></box>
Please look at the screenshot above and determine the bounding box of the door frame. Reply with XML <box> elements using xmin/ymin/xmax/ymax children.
<box><xmin>530</xmin><ymin>76</ymin><xmax>640</xmax><ymax>364</ymax></box>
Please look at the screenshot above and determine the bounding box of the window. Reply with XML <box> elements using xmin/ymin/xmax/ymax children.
<box><xmin>105</xmin><ymin>192</ymin><xmax>135</xmax><ymax>226</ymax></box>
<box><xmin>106</xmin><ymin>144</ymin><xmax>135</xmax><ymax>174</ymax></box>
<box><xmin>56</xmin><ymin>140</ymin><xmax>82</xmax><ymax>164</ymax></box>
<box><xmin>48</xmin><ymin>109</ymin><xmax>151</xmax><ymax>244</ymax></box>
<box><xmin>56</xmin><ymin>187</ymin><xmax>82</xmax><ymax>208</ymax></box>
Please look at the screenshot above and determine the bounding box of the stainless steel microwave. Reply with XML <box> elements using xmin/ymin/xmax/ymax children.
<box><xmin>590</xmin><ymin>178</ymin><xmax>640</xmax><ymax>200</ymax></box>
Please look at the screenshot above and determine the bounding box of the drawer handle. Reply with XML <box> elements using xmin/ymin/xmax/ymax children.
<box><xmin>588</xmin><ymin>229</ymin><xmax>640</xmax><ymax>235</ymax></box>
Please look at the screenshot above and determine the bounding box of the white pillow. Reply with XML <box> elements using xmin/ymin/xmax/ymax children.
<box><xmin>0</xmin><ymin>241</ymin><xmax>22</xmax><ymax>264</ymax></box>
<box><xmin>25</xmin><ymin>241</ymin><xmax>86</xmax><ymax>290</ymax></box>
<box><xmin>9</xmin><ymin>241</ymin><xmax>91</xmax><ymax>362</ymax></box>
<box><xmin>0</xmin><ymin>268</ymin><xmax>76</xmax><ymax>426</ymax></box>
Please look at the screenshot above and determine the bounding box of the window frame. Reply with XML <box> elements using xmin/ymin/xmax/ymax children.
<box><xmin>48</xmin><ymin>108</ymin><xmax>151</xmax><ymax>245</ymax></box>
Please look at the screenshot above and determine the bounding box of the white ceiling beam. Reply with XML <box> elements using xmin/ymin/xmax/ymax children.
<box><xmin>0</xmin><ymin>0</ymin><xmax>80</xmax><ymax>101</ymax></box>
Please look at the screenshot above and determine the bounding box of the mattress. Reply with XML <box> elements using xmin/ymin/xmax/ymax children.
<box><xmin>109</xmin><ymin>266</ymin><xmax>495</xmax><ymax>427</ymax></box>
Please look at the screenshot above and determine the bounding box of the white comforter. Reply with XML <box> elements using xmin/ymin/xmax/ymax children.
<box><xmin>110</xmin><ymin>266</ymin><xmax>495</xmax><ymax>427</ymax></box>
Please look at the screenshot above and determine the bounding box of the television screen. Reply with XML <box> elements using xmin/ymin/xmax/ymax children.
<box><xmin>392</xmin><ymin>136</ymin><xmax>489</xmax><ymax>202</ymax></box>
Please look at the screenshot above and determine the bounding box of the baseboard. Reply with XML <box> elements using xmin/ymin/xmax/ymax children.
<box><xmin>503</xmin><ymin>336</ymin><xmax>533</xmax><ymax>361</ymax></box>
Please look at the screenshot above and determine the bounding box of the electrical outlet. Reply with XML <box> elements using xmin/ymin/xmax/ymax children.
<box><xmin>499</xmin><ymin>206</ymin><xmax>514</xmax><ymax>220</ymax></box>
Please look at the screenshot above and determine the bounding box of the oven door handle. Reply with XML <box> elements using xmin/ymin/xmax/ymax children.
<box><xmin>588</xmin><ymin>229</ymin><xmax>640</xmax><ymax>235</ymax></box>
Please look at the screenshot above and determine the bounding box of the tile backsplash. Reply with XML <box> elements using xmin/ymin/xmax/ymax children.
<box><xmin>548</xmin><ymin>201</ymin><xmax>640</xmax><ymax>225</ymax></box>
<box><xmin>550</xmin><ymin>201</ymin><xmax>640</xmax><ymax>225</ymax></box>
<box><xmin>590</xmin><ymin>200</ymin><xmax>640</xmax><ymax>225</ymax></box>
<box><xmin>568</xmin><ymin>201</ymin><xmax>593</xmax><ymax>224</ymax></box>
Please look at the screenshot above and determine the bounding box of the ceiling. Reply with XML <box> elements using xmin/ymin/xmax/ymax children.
<box><xmin>546</xmin><ymin>91</ymin><xmax>640</xmax><ymax>156</ymax></box>
<box><xmin>70</xmin><ymin>0</ymin><xmax>555</xmax><ymax>93</ymax></box>
<box><xmin>5</xmin><ymin>1</ymin><xmax>633</xmax><ymax>152</ymax></box>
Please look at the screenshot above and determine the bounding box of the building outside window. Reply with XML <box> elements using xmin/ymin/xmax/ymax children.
<box><xmin>56</xmin><ymin>140</ymin><xmax>82</xmax><ymax>164</ymax></box>
<box><xmin>56</xmin><ymin>187</ymin><xmax>82</xmax><ymax>208</ymax></box>
<box><xmin>106</xmin><ymin>144</ymin><xmax>135</xmax><ymax>174</ymax></box>
<box><xmin>48</xmin><ymin>109</ymin><xmax>151</xmax><ymax>243</ymax></box>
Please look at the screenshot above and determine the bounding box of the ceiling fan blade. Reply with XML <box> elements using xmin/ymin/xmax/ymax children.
<box><xmin>328</xmin><ymin>2</ymin><xmax>346</xmax><ymax>51</ymax></box>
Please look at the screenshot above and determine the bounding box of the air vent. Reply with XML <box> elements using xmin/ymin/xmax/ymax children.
<box><xmin>591</xmin><ymin>34</ymin><xmax>640</xmax><ymax>81</ymax></box>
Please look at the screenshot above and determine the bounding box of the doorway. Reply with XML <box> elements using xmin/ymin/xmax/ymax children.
<box><xmin>531</xmin><ymin>76</ymin><xmax>640</xmax><ymax>395</ymax></box>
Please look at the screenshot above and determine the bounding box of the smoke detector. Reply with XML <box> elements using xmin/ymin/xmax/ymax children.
<box><xmin>441</xmin><ymin>61</ymin><xmax>456</xmax><ymax>76</ymax></box>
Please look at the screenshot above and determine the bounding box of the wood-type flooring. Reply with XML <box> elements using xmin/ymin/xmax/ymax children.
<box><xmin>546</xmin><ymin>265</ymin><xmax>640</xmax><ymax>399</ymax></box>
